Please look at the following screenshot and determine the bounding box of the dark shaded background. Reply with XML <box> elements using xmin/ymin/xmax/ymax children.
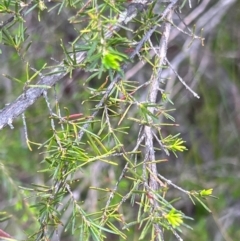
<box><xmin>0</xmin><ymin>0</ymin><xmax>239</xmax><ymax>240</ymax></box>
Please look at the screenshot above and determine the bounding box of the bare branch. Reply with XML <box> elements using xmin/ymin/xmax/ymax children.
<box><xmin>143</xmin><ymin>3</ymin><xmax>175</xmax><ymax>240</ymax></box>
<box><xmin>0</xmin><ymin>70</ymin><xmax>66</xmax><ymax>130</ymax></box>
<box><xmin>166</xmin><ymin>58</ymin><xmax>200</xmax><ymax>98</ymax></box>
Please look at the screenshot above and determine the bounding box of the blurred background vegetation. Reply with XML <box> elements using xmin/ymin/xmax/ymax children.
<box><xmin>0</xmin><ymin>0</ymin><xmax>239</xmax><ymax>240</ymax></box>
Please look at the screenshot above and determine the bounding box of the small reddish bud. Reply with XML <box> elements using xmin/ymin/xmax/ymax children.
<box><xmin>0</xmin><ymin>229</ymin><xmax>11</xmax><ymax>239</ymax></box>
<box><xmin>63</xmin><ymin>113</ymin><xmax>84</xmax><ymax>120</ymax></box>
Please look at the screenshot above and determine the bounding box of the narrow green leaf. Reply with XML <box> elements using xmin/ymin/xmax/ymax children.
<box><xmin>193</xmin><ymin>196</ymin><xmax>212</xmax><ymax>213</ymax></box>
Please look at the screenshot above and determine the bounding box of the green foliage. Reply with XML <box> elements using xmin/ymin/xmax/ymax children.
<box><xmin>0</xmin><ymin>0</ymin><xmax>227</xmax><ymax>241</ymax></box>
<box><xmin>165</xmin><ymin>209</ymin><xmax>183</xmax><ymax>228</ymax></box>
<box><xmin>102</xmin><ymin>49</ymin><xmax>127</xmax><ymax>71</ymax></box>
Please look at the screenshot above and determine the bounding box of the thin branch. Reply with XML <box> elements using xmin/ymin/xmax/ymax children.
<box><xmin>152</xmin><ymin>131</ymin><xmax>170</xmax><ymax>156</ymax></box>
<box><xmin>158</xmin><ymin>173</ymin><xmax>190</xmax><ymax>195</ymax></box>
<box><xmin>22</xmin><ymin>113</ymin><xmax>31</xmax><ymax>150</ymax></box>
<box><xmin>0</xmin><ymin>6</ymin><xmax>25</xmax><ymax>30</ymax></box>
<box><xmin>43</xmin><ymin>91</ymin><xmax>56</xmax><ymax>130</ymax></box>
<box><xmin>188</xmin><ymin>0</ymin><xmax>192</xmax><ymax>8</ymax></box>
<box><xmin>165</xmin><ymin>58</ymin><xmax>200</xmax><ymax>98</ymax></box>
<box><xmin>171</xmin><ymin>228</ymin><xmax>183</xmax><ymax>241</ymax></box>
<box><xmin>0</xmin><ymin>15</ymin><xmax>15</xmax><ymax>30</ymax></box>
<box><xmin>101</xmin><ymin>133</ymin><xmax>145</xmax><ymax>225</ymax></box>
